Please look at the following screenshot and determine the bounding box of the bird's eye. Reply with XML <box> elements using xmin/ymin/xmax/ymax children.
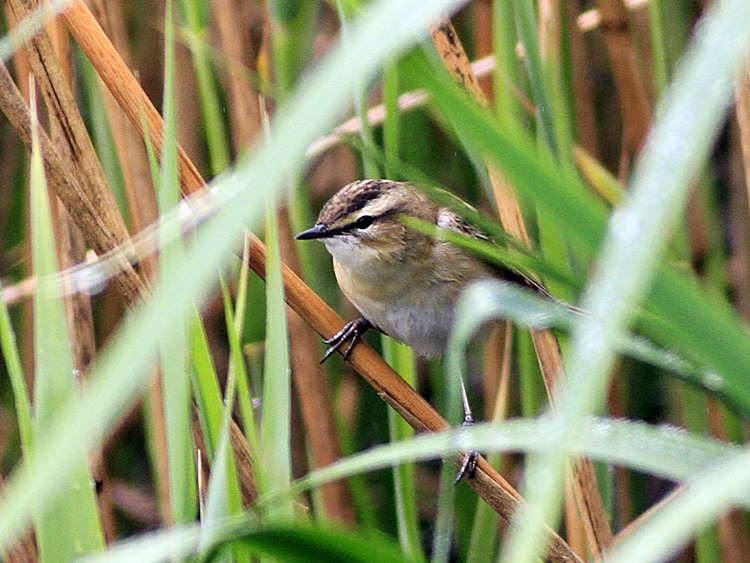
<box><xmin>354</xmin><ymin>215</ymin><xmax>374</xmax><ymax>230</ymax></box>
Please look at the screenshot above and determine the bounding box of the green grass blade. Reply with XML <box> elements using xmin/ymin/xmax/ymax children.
<box><xmin>78</xmin><ymin>48</ymin><xmax>130</xmax><ymax>227</ymax></box>
<box><xmin>160</xmin><ymin>0</ymin><xmax>197</xmax><ymax>525</ymax></box>
<box><xmin>80</xmin><ymin>522</ymin><xmax>413</xmax><ymax>563</ymax></box>
<box><xmin>190</xmin><ymin>317</ymin><xmax>225</xmax><ymax>457</ymax></box>
<box><xmin>0</xmin><ymin>287</ymin><xmax>32</xmax><ymax>455</ymax></box>
<box><xmin>199</xmin><ymin>300</ymin><xmax>240</xmax><ymax>551</ymax></box>
<box><xmin>512</xmin><ymin>0</ymin><xmax>561</xmax><ymax>158</ymax></box>
<box><xmin>230</xmin><ymin>525</ymin><xmax>414</xmax><ymax>563</ymax></box>
<box><xmin>29</xmin><ymin>93</ymin><xmax>104</xmax><ymax>560</ymax></box>
<box><xmin>259</xmin><ymin>197</ymin><xmax>294</xmax><ymax>520</ymax></box>
<box><xmin>223</xmin><ymin>278</ymin><xmax>258</xmax><ymax>454</ymax></box>
<box><xmin>384</xmin><ymin>341</ymin><xmax>423</xmax><ymax>562</ymax></box>
<box><xmin>178</xmin><ymin>0</ymin><xmax>231</xmax><ymax>175</ymax></box>
<box><xmin>289</xmin><ymin>419</ymin><xmax>738</xmax><ymax>499</ymax></box>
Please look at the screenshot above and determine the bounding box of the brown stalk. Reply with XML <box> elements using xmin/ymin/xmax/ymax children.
<box><xmin>431</xmin><ymin>20</ymin><xmax>613</xmax><ymax>556</ymax></box>
<box><xmin>707</xmin><ymin>398</ymin><xmax>750</xmax><ymax>563</ymax></box>
<box><xmin>5</xmin><ymin>0</ymin><xmax>131</xmax><ymax>253</ymax></box>
<box><xmin>736</xmin><ymin>64</ymin><xmax>750</xmax><ymax>220</ymax></box>
<box><xmin>591</xmin><ymin>0</ymin><xmax>652</xmax><ymax>153</ymax></box>
<box><xmin>0</xmin><ymin>61</ymin><xmax>142</xmax><ymax>301</ymax></box>
<box><xmin>61</xmin><ymin>2</ymin><xmax>583</xmax><ymax>561</ymax></box>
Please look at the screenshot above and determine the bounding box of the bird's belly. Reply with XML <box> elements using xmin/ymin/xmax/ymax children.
<box><xmin>347</xmin><ymin>285</ymin><xmax>456</xmax><ymax>358</ymax></box>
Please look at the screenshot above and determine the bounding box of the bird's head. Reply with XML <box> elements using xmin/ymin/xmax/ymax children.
<box><xmin>296</xmin><ymin>180</ymin><xmax>436</xmax><ymax>268</ymax></box>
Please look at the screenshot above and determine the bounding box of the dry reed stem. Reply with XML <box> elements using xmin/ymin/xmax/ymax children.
<box><xmin>728</xmin><ymin>123</ymin><xmax>750</xmax><ymax>317</ymax></box>
<box><xmin>473</xmin><ymin>0</ymin><xmax>494</xmax><ymax>100</ymax></box>
<box><xmin>60</xmin><ymin>3</ymin><xmax>583</xmax><ymax>561</ymax></box>
<box><xmin>2</xmin><ymin>8</ymin><xmax>142</xmax><ymax>307</ymax></box>
<box><xmin>0</xmin><ymin>61</ymin><xmax>145</xmax><ymax>305</ymax></box>
<box><xmin>591</xmin><ymin>0</ymin><xmax>652</xmax><ymax>153</ymax></box>
<box><xmin>706</xmin><ymin>398</ymin><xmax>750</xmax><ymax>563</ymax></box>
<box><xmin>430</xmin><ymin>19</ymin><xmax>613</xmax><ymax>556</ymax></box>
<box><xmin>6</xmin><ymin>0</ymin><xmax>131</xmax><ymax>250</ymax></box>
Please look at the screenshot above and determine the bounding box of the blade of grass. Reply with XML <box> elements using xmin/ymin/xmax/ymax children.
<box><xmin>290</xmin><ymin>419</ymin><xmax>740</xmax><ymax>500</ymax></box>
<box><xmin>29</xmin><ymin>86</ymin><xmax>105</xmax><ymax>560</ymax></box>
<box><xmin>178</xmin><ymin>0</ymin><xmax>231</xmax><ymax>175</ymax></box>
<box><xmin>158</xmin><ymin>0</ymin><xmax>197</xmax><ymax>526</ymax></box>
<box><xmin>75</xmin><ymin>415</ymin><xmax>741</xmax><ymax>563</ymax></box>
<box><xmin>258</xmin><ymin>194</ymin><xmax>294</xmax><ymax>521</ymax></box>
<box><xmin>0</xmin><ymin>286</ymin><xmax>32</xmax><ymax>454</ymax></box>
<box><xmin>198</xmin><ymin>293</ymin><xmax>247</xmax><ymax>561</ymax></box>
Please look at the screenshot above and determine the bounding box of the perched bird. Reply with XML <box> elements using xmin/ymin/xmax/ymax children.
<box><xmin>296</xmin><ymin>179</ymin><xmax>547</xmax><ymax>479</ymax></box>
<box><xmin>296</xmin><ymin>179</ymin><xmax>542</xmax><ymax>361</ymax></box>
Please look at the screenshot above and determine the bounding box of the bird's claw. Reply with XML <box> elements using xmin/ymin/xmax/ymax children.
<box><xmin>321</xmin><ymin>318</ymin><xmax>371</xmax><ymax>363</ymax></box>
<box><xmin>454</xmin><ymin>414</ymin><xmax>478</xmax><ymax>483</ymax></box>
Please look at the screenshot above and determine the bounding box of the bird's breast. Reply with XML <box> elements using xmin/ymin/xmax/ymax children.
<box><xmin>333</xmin><ymin>259</ymin><xmax>468</xmax><ymax>357</ymax></box>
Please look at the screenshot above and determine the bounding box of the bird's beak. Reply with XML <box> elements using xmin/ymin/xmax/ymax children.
<box><xmin>295</xmin><ymin>224</ymin><xmax>330</xmax><ymax>240</ymax></box>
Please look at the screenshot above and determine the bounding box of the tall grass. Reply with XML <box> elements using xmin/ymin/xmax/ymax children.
<box><xmin>0</xmin><ymin>1</ymin><xmax>750</xmax><ymax>562</ymax></box>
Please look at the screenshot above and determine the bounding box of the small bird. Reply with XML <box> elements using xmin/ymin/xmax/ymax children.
<box><xmin>296</xmin><ymin>179</ymin><xmax>542</xmax><ymax>361</ymax></box>
<box><xmin>296</xmin><ymin>180</ymin><xmax>546</xmax><ymax>479</ymax></box>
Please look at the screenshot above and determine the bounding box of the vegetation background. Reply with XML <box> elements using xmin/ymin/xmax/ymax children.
<box><xmin>0</xmin><ymin>0</ymin><xmax>750</xmax><ymax>562</ymax></box>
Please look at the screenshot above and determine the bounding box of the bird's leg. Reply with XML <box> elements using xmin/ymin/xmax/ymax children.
<box><xmin>454</xmin><ymin>368</ymin><xmax>479</xmax><ymax>483</ymax></box>
<box><xmin>321</xmin><ymin>317</ymin><xmax>372</xmax><ymax>363</ymax></box>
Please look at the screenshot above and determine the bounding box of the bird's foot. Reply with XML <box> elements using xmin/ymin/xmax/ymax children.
<box><xmin>321</xmin><ymin>317</ymin><xmax>372</xmax><ymax>363</ymax></box>
<box><xmin>455</xmin><ymin>414</ymin><xmax>478</xmax><ymax>483</ymax></box>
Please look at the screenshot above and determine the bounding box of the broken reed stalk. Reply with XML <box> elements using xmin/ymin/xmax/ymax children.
<box><xmin>59</xmin><ymin>2</ymin><xmax>584</xmax><ymax>561</ymax></box>
<box><xmin>430</xmin><ymin>20</ymin><xmax>613</xmax><ymax>556</ymax></box>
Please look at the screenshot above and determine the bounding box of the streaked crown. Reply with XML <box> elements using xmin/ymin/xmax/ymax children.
<box><xmin>296</xmin><ymin>180</ymin><xmax>436</xmax><ymax>243</ymax></box>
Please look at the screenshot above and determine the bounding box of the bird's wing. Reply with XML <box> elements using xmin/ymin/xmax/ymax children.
<box><xmin>435</xmin><ymin>207</ymin><xmax>552</xmax><ymax>298</ymax></box>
